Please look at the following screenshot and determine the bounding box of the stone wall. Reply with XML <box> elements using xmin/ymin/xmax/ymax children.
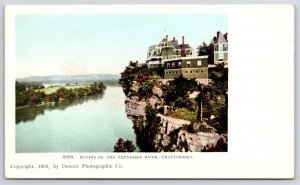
<box><xmin>157</xmin><ymin>114</ymin><xmax>191</xmax><ymax>134</ymax></box>
<box><xmin>177</xmin><ymin>130</ymin><xmax>220</xmax><ymax>152</ymax></box>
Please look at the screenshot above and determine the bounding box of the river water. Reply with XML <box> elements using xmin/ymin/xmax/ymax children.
<box><xmin>16</xmin><ymin>86</ymin><xmax>136</xmax><ymax>153</ymax></box>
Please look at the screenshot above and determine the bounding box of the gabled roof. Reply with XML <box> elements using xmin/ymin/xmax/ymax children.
<box><xmin>211</xmin><ymin>31</ymin><xmax>228</xmax><ymax>44</ymax></box>
<box><xmin>148</xmin><ymin>36</ymin><xmax>193</xmax><ymax>56</ymax></box>
<box><xmin>168</xmin><ymin>41</ymin><xmax>179</xmax><ymax>49</ymax></box>
<box><xmin>148</xmin><ymin>45</ymin><xmax>157</xmax><ymax>51</ymax></box>
<box><xmin>179</xmin><ymin>44</ymin><xmax>191</xmax><ymax>49</ymax></box>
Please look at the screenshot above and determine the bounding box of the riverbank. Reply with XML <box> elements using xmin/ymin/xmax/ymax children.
<box><xmin>16</xmin><ymin>81</ymin><xmax>106</xmax><ymax>108</ymax></box>
<box><xmin>16</xmin><ymin>102</ymin><xmax>55</xmax><ymax>110</ymax></box>
<box><xmin>16</xmin><ymin>86</ymin><xmax>136</xmax><ymax>152</ymax></box>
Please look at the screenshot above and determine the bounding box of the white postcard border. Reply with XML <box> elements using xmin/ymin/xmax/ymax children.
<box><xmin>5</xmin><ymin>5</ymin><xmax>294</xmax><ymax>179</ymax></box>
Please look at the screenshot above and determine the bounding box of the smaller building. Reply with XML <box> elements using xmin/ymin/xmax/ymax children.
<box><xmin>211</xmin><ymin>31</ymin><xmax>228</xmax><ymax>64</ymax></box>
<box><xmin>164</xmin><ymin>56</ymin><xmax>208</xmax><ymax>79</ymax></box>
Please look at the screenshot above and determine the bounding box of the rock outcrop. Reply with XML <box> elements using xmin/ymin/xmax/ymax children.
<box><xmin>125</xmin><ymin>96</ymin><xmax>146</xmax><ymax>119</ymax></box>
<box><xmin>124</xmin><ymin>80</ymin><xmax>227</xmax><ymax>152</ymax></box>
<box><xmin>176</xmin><ymin>131</ymin><xmax>221</xmax><ymax>152</ymax></box>
<box><xmin>157</xmin><ymin>114</ymin><xmax>191</xmax><ymax>135</ymax></box>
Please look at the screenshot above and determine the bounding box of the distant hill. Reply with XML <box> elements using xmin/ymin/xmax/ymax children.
<box><xmin>17</xmin><ymin>74</ymin><xmax>120</xmax><ymax>84</ymax></box>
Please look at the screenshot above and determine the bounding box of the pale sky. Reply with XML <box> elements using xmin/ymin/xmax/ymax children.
<box><xmin>16</xmin><ymin>14</ymin><xmax>227</xmax><ymax>78</ymax></box>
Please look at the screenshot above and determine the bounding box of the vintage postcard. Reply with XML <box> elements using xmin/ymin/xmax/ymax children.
<box><xmin>5</xmin><ymin>5</ymin><xmax>294</xmax><ymax>179</ymax></box>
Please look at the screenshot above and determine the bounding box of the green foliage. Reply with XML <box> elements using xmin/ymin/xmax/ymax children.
<box><xmin>209</xmin><ymin>66</ymin><xmax>228</xmax><ymax>85</ymax></box>
<box><xmin>150</xmin><ymin>65</ymin><xmax>165</xmax><ymax>77</ymax></box>
<box><xmin>197</xmin><ymin>42</ymin><xmax>214</xmax><ymax>64</ymax></box>
<box><xmin>162</xmin><ymin>75</ymin><xmax>198</xmax><ymax>109</ymax></box>
<box><xmin>198</xmin><ymin>42</ymin><xmax>209</xmax><ymax>56</ymax></box>
<box><xmin>16</xmin><ymin>81</ymin><xmax>106</xmax><ymax>107</ymax></box>
<box><xmin>113</xmin><ymin>138</ymin><xmax>136</xmax><ymax>152</ymax></box>
<box><xmin>16</xmin><ymin>90</ymin><xmax>46</xmax><ymax>107</ymax></box>
<box><xmin>90</xmin><ymin>81</ymin><xmax>106</xmax><ymax>94</ymax></box>
<box><xmin>16</xmin><ymin>81</ymin><xmax>45</xmax><ymax>95</ymax></box>
<box><xmin>119</xmin><ymin>61</ymin><xmax>164</xmax><ymax>96</ymax></box>
<box><xmin>134</xmin><ymin>104</ymin><xmax>161</xmax><ymax>152</ymax></box>
<box><xmin>170</xmin><ymin>108</ymin><xmax>198</xmax><ymax>123</ymax></box>
<box><xmin>119</xmin><ymin>61</ymin><xmax>142</xmax><ymax>95</ymax></box>
<box><xmin>137</xmin><ymin>81</ymin><xmax>154</xmax><ymax>99</ymax></box>
<box><xmin>195</xmin><ymin>67</ymin><xmax>228</xmax><ymax>133</ymax></box>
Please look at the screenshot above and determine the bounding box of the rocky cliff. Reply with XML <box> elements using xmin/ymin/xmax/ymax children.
<box><xmin>124</xmin><ymin>80</ymin><xmax>227</xmax><ymax>152</ymax></box>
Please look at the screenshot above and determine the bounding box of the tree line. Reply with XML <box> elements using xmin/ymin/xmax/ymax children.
<box><xmin>16</xmin><ymin>81</ymin><xmax>106</xmax><ymax>107</ymax></box>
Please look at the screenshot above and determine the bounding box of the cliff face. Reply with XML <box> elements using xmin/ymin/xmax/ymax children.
<box><xmin>124</xmin><ymin>80</ymin><xmax>227</xmax><ymax>152</ymax></box>
<box><xmin>125</xmin><ymin>96</ymin><xmax>146</xmax><ymax>119</ymax></box>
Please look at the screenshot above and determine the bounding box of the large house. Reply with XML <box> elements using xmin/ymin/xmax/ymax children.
<box><xmin>211</xmin><ymin>31</ymin><xmax>228</xmax><ymax>64</ymax></box>
<box><xmin>146</xmin><ymin>35</ymin><xmax>193</xmax><ymax>68</ymax></box>
<box><xmin>146</xmin><ymin>35</ymin><xmax>208</xmax><ymax>80</ymax></box>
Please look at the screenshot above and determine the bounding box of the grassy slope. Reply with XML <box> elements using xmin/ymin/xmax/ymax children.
<box><xmin>36</xmin><ymin>84</ymin><xmax>90</xmax><ymax>94</ymax></box>
<box><xmin>170</xmin><ymin>108</ymin><xmax>198</xmax><ymax>123</ymax></box>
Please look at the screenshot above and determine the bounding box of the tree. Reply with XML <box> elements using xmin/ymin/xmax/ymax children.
<box><xmin>198</xmin><ymin>42</ymin><xmax>209</xmax><ymax>56</ymax></box>
<box><xmin>195</xmin><ymin>67</ymin><xmax>228</xmax><ymax>133</ymax></box>
<box><xmin>114</xmin><ymin>138</ymin><xmax>136</xmax><ymax>152</ymax></box>
<box><xmin>134</xmin><ymin>104</ymin><xmax>161</xmax><ymax>152</ymax></box>
<box><xmin>119</xmin><ymin>61</ymin><xmax>141</xmax><ymax>95</ymax></box>
<box><xmin>195</xmin><ymin>85</ymin><xmax>209</xmax><ymax>123</ymax></box>
<box><xmin>198</xmin><ymin>42</ymin><xmax>214</xmax><ymax>64</ymax></box>
<box><xmin>138</xmin><ymin>81</ymin><xmax>154</xmax><ymax>99</ymax></box>
<box><xmin>162</xmin><ymin>74</ymin><xmax>197</xmax><ymax>109</ymax></box>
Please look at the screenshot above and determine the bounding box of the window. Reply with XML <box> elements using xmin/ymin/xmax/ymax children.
<box><xmin>219</xmin><ymin>53</ymin><xmax>224</xmax><ymax>61</ymax></box>
<box><xmin>196</xmin><ymin>71</ymin><xmax>199</xmax><ymax>73</ymax></box>
<box><xmin>197</xmin><ymin>60</ymin><xmax>202</xmax><ymax>66</ymax></box>
<box><xmin>223</xmin><ymin>44</ymin><xmax>228</xmax><ymax>51</ymax></box>
<box><xmin>185</xmin><ymin>71</ymin><xmax>188</xmax><ymax>73</ymax></box>
<box><xmin>172</xmin><ymin>62</ymin><xmax>175</xmax><ymax>68</ymax></box>
<box><xmin>167</xmin><ymin>63</ymin><xmax>170</xmax><ymax>68</ymax></box>
<box><xmin>187</xmin><ymin>61</ymin><xmax>191</xmax><ymax>67</ymax></box>
<box><xmin>178</xmin><ymin>62</ymin><xmax>182</xmax><ymax>67</ymax></box>
<box><xmin>219</xmin><ymin>44</ymin><xmax>223</xmax><ymax>51</ymax></box>
<box><xmin>201</xmin><ymin>70</ymin><xmax>204</xmax><ymax>73</ymax></box>
<box><xmin>215</xmin><ymin>45</ymin><xmax>218</xmax><ymax>51</ymax></box>
<box><xmin>190</xmin><ymin>71</ymin><xmax>192</xmax><ymax>73</ymax></box>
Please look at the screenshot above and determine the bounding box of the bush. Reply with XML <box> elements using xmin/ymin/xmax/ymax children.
<box><xmin>114</xmin><ymin>138</ymin><xmax>136</xmax><ymax>152</ymax></box>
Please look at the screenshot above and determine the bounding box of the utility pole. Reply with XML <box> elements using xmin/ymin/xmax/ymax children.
<box><xmin>200</xmin><ymin>99</ymin><xmax>203</xmax><ymax>123</ymax></box>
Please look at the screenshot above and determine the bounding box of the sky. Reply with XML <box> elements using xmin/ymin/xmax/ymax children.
<box><xmin>16</xmin><ymin>14</ymin><xmax>227</xmax><ymax>78</ymax></box>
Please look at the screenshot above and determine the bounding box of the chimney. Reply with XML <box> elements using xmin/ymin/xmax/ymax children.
<box><xmin>172</xmin><ymin>37</ymin><xmax>176</xmax><ymax>42</ymax></box>
<box><xmin>224</xmin><ymin>33</ymin><xmax>228</xmax><ymax>41</ymax></box>
<box><xmin>181</xmin><ymin>36</ymin><xmax>185</xmax><ymax>57</ymax></box>
<box><xmin>213</xmin><ymin>36</ymin><xmax>217</xmax><ymax>43</ymax></box>
<box><xmin>217</xmin><ymin>31</ymin><xmax>220</xmax><ymax>38</ymax></box>
<box><xmin>165</xmin><ymin>35</ymin><xmax>168</xmax><ymax>46</ymax></box>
